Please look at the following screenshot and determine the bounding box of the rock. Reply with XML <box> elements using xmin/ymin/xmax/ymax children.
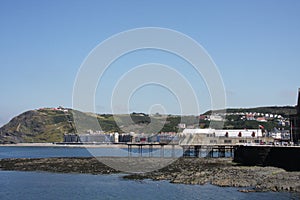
<box><xmin>1</xmin><ymin>157</ymin><xmax>300</xmax><ymax>193</ymax></box>
<box><xmin>238</xmin><ymin>189</ymin><xmax>257</xmax><ymax>193</ymax></box>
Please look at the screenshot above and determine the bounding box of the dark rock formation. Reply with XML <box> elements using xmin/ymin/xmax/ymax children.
<box><xmin>0</xmin><ymin>157</ymin><xmax>119</xmax><ymax>174</ymax></box>
<box><xmin>1</xmin><ymin>157</ymin><xmax>299</xmax><ymax>193</ymax></box>
<box><xmin>123</xmin><ymin>158</ymin><xmax>300</xmax><ymax>193</ymax></box>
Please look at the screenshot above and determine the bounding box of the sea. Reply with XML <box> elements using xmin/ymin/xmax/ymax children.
<box><xmin>0</xmin><ymin>146</ymin><xmax>299</xmax><ymax>200</ymax></box>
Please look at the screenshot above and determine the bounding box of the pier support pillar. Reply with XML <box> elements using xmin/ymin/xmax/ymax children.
<box><xmin>149</xmin><ymin>144</ymin><xmax>153</xmax><ymax>157</ymax></box>
<box><xmin>171</xmin><ymin>144</ymin><xmax>175</xmax><ymax>158</ymax></box>
<box><xmin>160</xmin><ymin>145</ymin><xmax>165</xmax><ymax>157</ymax></box>
<box><xmin>218</xmin><ymin>146</ymin><xmax>225</xmax><ymax>158</ymax></box>
<box><xmin>194</xmin><ymin>146</ymin><xmax>200</xmax><ymax>157</ymax></box>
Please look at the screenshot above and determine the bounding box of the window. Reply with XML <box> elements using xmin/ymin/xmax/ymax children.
<box><xmin>224</xmin><ymin>140</ymin><xmax>232</xmax><ymax>144</ymax></box>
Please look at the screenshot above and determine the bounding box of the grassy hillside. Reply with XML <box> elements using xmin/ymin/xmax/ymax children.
<box><xmin>0</xmin><ymin>106</ymin><xmax>296</xmax><ymax>144</ymax></box>
<box><xmin>0</xmin><ymin>108</ymin><xmax>199</xmax><ymax>144</ymax></box>
<box><xmin>204</xmin><ymin>106</ymin><xmax>297</xmax><ymax>117</ymax></box>
<box><xmin>0</xmin><ymin>109</ymin><xmax>73</xmax><ymax>143</ymax></box>
<box><xmin>200</xmin><ymin>106</ymin><xmax>296</xmax><ymax>130</ymax></box>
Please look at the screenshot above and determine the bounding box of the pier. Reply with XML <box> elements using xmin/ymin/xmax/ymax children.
<box><xmin>126</xmin><ymin>142</ymin><xmax>236</xmax><ymax>158</ymax></box>
<box><xmin>126</xmin><ymin>142</ymin><xmax>177</xmax><ymax>157</ymax></box>
<box><xmin>181</xmin><ymin>144</ymin><xmax>235</xmax><ymax>158</ymax></box>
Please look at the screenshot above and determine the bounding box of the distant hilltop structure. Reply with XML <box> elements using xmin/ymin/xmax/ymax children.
<box><xmin>290</xmin><ymin>88</ymin><xmax>300</xmax><ymax>144</ymax></box>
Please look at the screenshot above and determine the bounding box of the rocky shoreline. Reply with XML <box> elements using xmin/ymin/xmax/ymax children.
<box><xmin>124</xmin><ymin>158</ymin><xmax>300</xmax><ymax>193</ymax></box>
<box><xmin>0</xmin><ymin>157</ymin><xmax>120</xmax><ymax>174</ymax></box>
<box><xmin>0</xmin><ymin>157</ymin><xmax>299</xmax><ymax>193</ymax></box>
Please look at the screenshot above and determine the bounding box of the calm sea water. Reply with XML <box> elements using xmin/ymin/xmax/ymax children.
<box><xmin>0</xmin><ymin>146</ymin><xmax>183</xmax><ymax>158</ymax></box>
<box><xmin>0</xmin><ymin>146</ymin><xmax>231</xmax><ymax>159</ymax></box>
<box><xmin>0</xmin><ymin>146</ymin><xmax>299</xmax><ymax>200</ymax></box>
<box><xmin>0</xmin><ymin>171</ymin><xmax>297</xmax><ymax>200</ymax></box>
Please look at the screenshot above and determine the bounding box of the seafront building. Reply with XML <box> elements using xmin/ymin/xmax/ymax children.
<box><xmin>63</xmin><ymin>125</ymin><xmax>285</xmax><ymax>145</ymax></box>
<box><xmin>63</xmin><ymin>88</ymin><xmax>300</xmax><ymax>145</ymax></box>
<box><xmin>63</xmin><ymin>132</ymin><xmax>179</xmax><ymax>144</ymax></box>
<box><xmin>179</xmin><ymin>128</ymin><xmax>269</xmax><ymax>146</ymax></box>
<box><xmin>181</xmin><ymin>128</ymin><xmax>263</xmax><ymax>138</ymax></box>
<box><xmin>63</xmin><ymin>128</ymin><xmax>269</xmax><ymax>145</ymax></box>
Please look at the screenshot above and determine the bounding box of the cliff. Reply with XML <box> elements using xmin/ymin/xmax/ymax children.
<box><xmin>0</xmin><ymin>108</ymin><xmax>74</xmax><ymax>144</ymax></box>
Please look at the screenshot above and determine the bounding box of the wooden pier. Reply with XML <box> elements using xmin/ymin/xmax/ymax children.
<box><xmin>126</xmin><ymin>142</ymin><xmax>236</xmax><ymax>158</ymax></box>
<box><xmin>127</xmin><ymin>142</ymin><xmax>177</xmax><ymax>157</ymax></box>
<box><xmin>181</xmin><ymin>144</ymin><xmax>236</xmax><ymax>158</ymax></box>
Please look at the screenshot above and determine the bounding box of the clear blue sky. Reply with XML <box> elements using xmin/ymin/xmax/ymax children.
<box><xmin>1</xmin><ymin>0</ymin><xmax>300</xmax><ymax>126</ymax></box>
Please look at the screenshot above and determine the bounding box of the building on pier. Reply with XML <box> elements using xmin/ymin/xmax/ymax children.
<box><xmin>179</xmin><ymin>128</ymin><xmax>273</xmax><ymax>146</ymax></box>
<box><xmin>181</xmin><ymin>128</ymin><xmax>263</xmax><ymax>138</ymax></box>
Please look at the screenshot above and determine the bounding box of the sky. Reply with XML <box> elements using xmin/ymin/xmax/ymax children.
<box><xmin>1</xmin><ymin>0</ymin><xmax>300</xmax><ymax>126</ymax></box>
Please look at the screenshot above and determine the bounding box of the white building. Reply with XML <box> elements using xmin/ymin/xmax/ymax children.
<box><xmin>178</xmin><ymin>123</ymin><xmax>186</xmax><ymax>129</ymax></box>
<box><xmin>210</xmin><ymin>115</ymin><xmax>224</xmax><ymax>121</ymax></box>
<box><xmin>114</xmin><ymin>132</ymin><xmax>119</xmax><ymax>143</ymax></box>
<box><xmin>182</xmin><ymin>128</ymin><xmax>263</xmax><ymax>138</ymax></box>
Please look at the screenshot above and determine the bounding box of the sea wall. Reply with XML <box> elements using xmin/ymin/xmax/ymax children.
<box><xmin>234</xmin><ymin>145</ymin><xmax>300</xmax><ymax>171</ymax></box>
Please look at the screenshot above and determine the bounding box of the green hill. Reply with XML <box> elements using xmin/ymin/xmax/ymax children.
<box><xmin>0</xmin><ymin>106</ymin><xmax>296</xmax><ymax>144</ymax></box>
<box><xmin>0</xmin><ymin>108</ymin><xmax>126</xmax><ymax>144</ymax></box>
<box><xmin>204</xmin><ymin>106</ymin><xmax>296</xmax><ymax>116</ymax></box>
<box><xmin>0</xmin><ymin>109</ymin><xmax>73</xmax><ymax>143</ymax></box>
<box><xmin>200</xmin><ymin>106</ymin><xmax>296</xmax><ymax>130</ymax></box>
